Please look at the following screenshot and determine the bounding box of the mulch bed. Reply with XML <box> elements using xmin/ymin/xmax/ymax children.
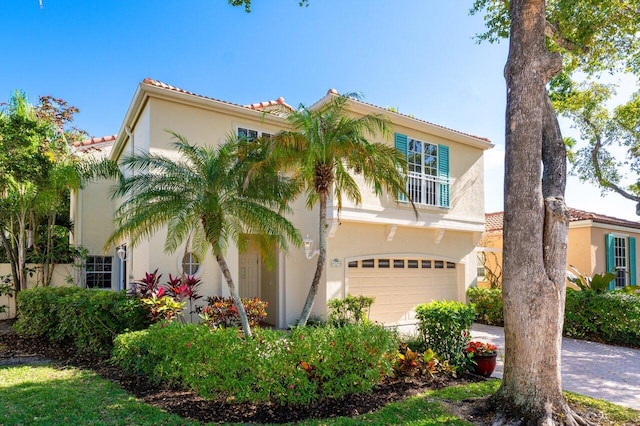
<box><xmin>0</xmin><ymin>320</ymin><xmax>485</xmax><ymax>424</ymax></box>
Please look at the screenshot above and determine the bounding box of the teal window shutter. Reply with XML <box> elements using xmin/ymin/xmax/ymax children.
<box><xmin>438</xmin><ymin>144</ymin><xmax>449</xmax><ymax>208</ymax></box>
<box><xmin>629</xmin><ymin>237</ymin><xmax>637</xmax><ymax>286</ymax></box>
<box><xmin>605</xmin><ymin>234</ymin><xmax>615</xmax><ymax>291</ymax></box>
<box><xmin>395</xmin><ymin>133</ymin><xmax>408</xmax><ymax>202</ymax></box>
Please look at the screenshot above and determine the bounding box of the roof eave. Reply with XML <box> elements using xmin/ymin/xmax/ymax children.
<box><xmin>309</xmin><ymin>91</ymin><xmax>494</xmax><ymax>150</ymax></box>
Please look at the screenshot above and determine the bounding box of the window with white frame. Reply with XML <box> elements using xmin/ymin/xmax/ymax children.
<box><xmin>395</xmin><ymin>133</ymin><xmax>449</xmax><ymax>207</ymax></box>
<box><xmin>85</xmin><ymin>256</ymin><xmax>113</xmax><ymax>289</ymax></box>
<box><xmin>614</xmin><ymin>236</ymin><xmax>628</xmax><ymax>288</ymax></box>
<box><xmin>605</xmin><ymin>233</ymin><xmax>637</xmax><ymax>289</ymax></box>
<box><xmin>238</xmin><ymin>127</ymin><xmax>272</xmax><ymax>142</ymax></box>
<box><xmin>182</xmin><ymin>252</ymin><xmax>201</xmax><ymax>275</ymax></box>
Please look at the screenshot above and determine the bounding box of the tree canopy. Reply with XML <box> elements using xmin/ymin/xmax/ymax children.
<box><xmin>471</xmin><ymin>0</ymin><xmax>640</xmax><ymax>209</ymax></box>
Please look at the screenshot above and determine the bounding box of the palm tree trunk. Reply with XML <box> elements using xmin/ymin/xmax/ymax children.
<box><xmin>298</xmin><ymin>191</ymin><xmax>328</xmax><ymax>325</ymax></box>
<box><xmin>215</xmin><ymin>253</ymin><xmax>252</xmax><ymax>338</ymax></box>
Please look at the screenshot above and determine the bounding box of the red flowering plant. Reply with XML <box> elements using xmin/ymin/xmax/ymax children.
<box><xmin>465</xmin><ymin>341</ymin><xmax>498</xmax><ymax>357</ymax></box>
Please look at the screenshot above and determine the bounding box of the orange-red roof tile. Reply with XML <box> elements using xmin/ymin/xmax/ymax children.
<box><xmin>485</xmin><ymin>208</ymin><xmax>640</xmax><ymax>232</ymax></box>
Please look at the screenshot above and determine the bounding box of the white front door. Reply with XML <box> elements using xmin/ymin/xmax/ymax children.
<box><xmin>239</xmin><ymin>252</ymin><xmax>259</xmax><ymax>298</ymax></box>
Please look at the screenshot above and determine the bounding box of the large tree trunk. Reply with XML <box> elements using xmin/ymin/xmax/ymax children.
<box><xmin>489</xmin><ymin>0</ymin><xmax>591</xmax><ymax>424</ymax></box>
<box><xmin>297</xmin><ymin>191</ymin><xmax>328</xmax><ymax>326</ymax></box>
<box><xmin>215</xmin><ymin>253</ymin><xmax>252</xmax><ymax>338</ymax></box>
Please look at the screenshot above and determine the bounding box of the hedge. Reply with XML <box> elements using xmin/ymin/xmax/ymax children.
<box><xmin>467</xmin><ymin>286</ymin><xmax>640</xmax><ymax>349</ymax></box>
<box><xmin>112</xmin><ymin>322</ymin><xmax>398</xmax><ymax>405</ymax></box>
<box><xmin>14</xmin><ymin>287</ymin><xmax>150</xmax><ymax>357</ymax></box>
<box><xmin>414</xmin><ymin>300</ymin><xmax>475</xmax><ymax>368</ymax></box>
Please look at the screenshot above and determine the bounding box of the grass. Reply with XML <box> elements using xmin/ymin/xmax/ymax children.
<box><xmin>1</xmin><ymin>365</ymin><xmax>638</xmax><ymax>425</ymax></box>
<box><xmin>0</xmin><ymin>365</ymin><xmax>196</xmax><ymax>426</ymax></box>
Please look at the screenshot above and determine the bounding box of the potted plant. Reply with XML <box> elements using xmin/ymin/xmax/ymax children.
<box><xmin>465</xmin><ymin>340</ymin><xmax>498</xmax><ymax>377</ymax></box>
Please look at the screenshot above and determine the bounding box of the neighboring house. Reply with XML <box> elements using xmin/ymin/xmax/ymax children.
<box><xmin>479</xmin><ymin>209</ymin><xmax>640</xmax><ymax>290</ymax></box>
<box><xmin>72</xmin><ymin>78</ymin><xmax>493</xmax><ymax>329</ymax></box>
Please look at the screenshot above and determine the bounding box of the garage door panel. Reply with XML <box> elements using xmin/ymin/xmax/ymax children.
<box><xmin>348</xmin><ymin>258</ymin><xmax>458</xmax><ymax>325</ymax></box>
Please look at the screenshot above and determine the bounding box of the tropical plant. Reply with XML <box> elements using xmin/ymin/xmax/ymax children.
<box><xmin>567</xmin><ymin>265</ymin><xmax>616</xmax><ymax>294</ymax></box>
<box><xmin>198</xmin><ymin>295</ymin><xmax>268</xmax><ymax>328</ymax></box>
<box><xmin>465</xmin><ymin>341</ymin><xmax>498</xmax><ymax>357</ymax></box>
<box><xmin>263</xmin><ymin>93</ymin><xmax>414</xmax><ymax>325</ymax></box>
<box><xmin>107</xmin><ymin>132</ymin><xmax>300</xmax><ymax>337</ymax></box>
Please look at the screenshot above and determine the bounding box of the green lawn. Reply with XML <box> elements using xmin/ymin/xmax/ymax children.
<box><xmin>1</xmin><ymin>364</ymin><xmax>638</xmax><ymax>425</ymax></box>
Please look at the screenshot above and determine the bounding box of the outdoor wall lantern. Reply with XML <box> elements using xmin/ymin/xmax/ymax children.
<box><xmin>303</xmin><ymin>234</ymin><xmax>319</xmax><ymax>260</ymax></box>
<box><xmin>116</xmin><ymin>245</ymin><xmax>128</xmax><ymax>262</ymax></box>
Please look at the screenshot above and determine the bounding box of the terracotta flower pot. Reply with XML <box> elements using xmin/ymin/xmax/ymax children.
<box><xmin>472</xmin><ymin>353</ymin><xmax>497</xmax><ymax>377</ymax></box>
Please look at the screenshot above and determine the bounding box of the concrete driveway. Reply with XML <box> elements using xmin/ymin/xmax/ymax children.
<box><xmin>471</xmin><ymin>323</ymin><xmax>640</xmax><ymax>410</ymax></box>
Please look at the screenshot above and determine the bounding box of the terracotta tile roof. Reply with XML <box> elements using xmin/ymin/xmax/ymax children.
<box><xmin>141</xmin><ymin>80</ymin><xmax>491</xmax><ymax>144</ymax></box>
<box><xmin>324</xmin><ymin>89</ymin><xmax>492</xmax><ymax>144</ymax></box>
<box><xmin>142</xmin><ymin>78</ymin><xmax>293</xmax><ymax>115</ymax></box>
<box><xmin>72</xmin><ymin>135</ymin><xmax>117</xmax><ymax>149</ymax></box>
<box><xmin>244</xmin><ymin>97</ymin><xmax>294</xmax><ymax>113</ymax></box>
<box><xmin>485</xmin><ymin>211</ymin><xmax>504</xmax><ymax>232</ymax></box>
<box><xmin>485</xmin><ymin>208</ymin><xmax>640</xmax><ymax>231</ymax></box>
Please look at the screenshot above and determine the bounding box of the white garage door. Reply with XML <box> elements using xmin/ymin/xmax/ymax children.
<box><xmin>347</xmin><ymin>257</ymin><xmax>458</xmax><ymax>325</ymax></box>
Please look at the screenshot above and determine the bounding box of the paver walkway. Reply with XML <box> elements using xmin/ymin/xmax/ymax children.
<box><xmin>472</xmin><ymin>323</ymin><xmax>640</xmax><ymax>410</ymax></box>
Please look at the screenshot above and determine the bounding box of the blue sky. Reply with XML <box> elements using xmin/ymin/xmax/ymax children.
<box><xmin>2</xmin><ymin>0</ymin><xmax>637</xmax><ymax>219</ymax></box>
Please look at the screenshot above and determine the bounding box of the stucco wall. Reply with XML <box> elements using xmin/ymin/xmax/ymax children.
<box><xmin>0</xmin><ymin>263</ymin><xmax>77</xmax><ymax>320</ymax></box>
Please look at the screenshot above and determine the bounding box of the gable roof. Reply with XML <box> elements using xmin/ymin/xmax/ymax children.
<box><xmin>485</xmin><ymin>208</ymin><xmax>640</xmax><ymax>232</ymax></box>
<box><xmin>113</xmin><ymin>78</ymin><xmax>493</xmax><ymax>160</ymax></box>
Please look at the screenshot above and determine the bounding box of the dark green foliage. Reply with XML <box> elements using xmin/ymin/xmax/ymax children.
<box><xmin>14</xmin><ymin>287</ymin><xmax>149</xmax><ymax>357</ymax></box>
<box><xmin>327</xmin><ymin>294</ymin><xmax>375</xmax><ymax>326</ymax></box>
<box><xmin>466</xmin><ymin>287</ymin><xmax>504</xmax><ymax>325</ymax></box>
<box><xmin>564</xmin><ymin>289</ymin><xmax>640</xmax><ymax>348</ymax></box>
<box><xmin>414</xmin><ymin>300</ymin><xmax>475</xmax><ymax>368</ymax></box>
<box><xmin>468</xmin><ymin>286</ymin><xmax>640</xmax><ymax>348</ymax></box>
<box><xmin>112</xmin><ymin>322</ymin><xmax>397</xmax><ymax>405</ymax></box>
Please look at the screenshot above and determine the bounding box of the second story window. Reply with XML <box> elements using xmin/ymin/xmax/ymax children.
<box><xmin>238</xmin><ymin>127</ymin><xmax>259</xmax><ymax>142</ymax></box>
<box><xmin>238</xmin><ymin>127</ymin><xmax>273</xmax><ymax>142</ymax></box>
<box><xmin>395</xmin><ymin>133</ymin><xmax>449</xmax><ymax>208</ymax></box>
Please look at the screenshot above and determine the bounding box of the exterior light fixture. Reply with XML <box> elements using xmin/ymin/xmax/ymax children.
<box><xmin>303</xmin><ymin>234</ymin><xmax>320</xmax><ymax>260</ymax></box>
<box><xmin>116</xmin><ymin>245</ymin><xmax>128</xmax><ymax>262</ymax></box>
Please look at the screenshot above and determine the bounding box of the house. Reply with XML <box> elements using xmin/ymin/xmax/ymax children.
<box><xmin>72</xmin><ymin>78</ymin><xmax>493</xmax><ymax>329</ymax></box>
<box><xmin>479</xmin><ymin>209</ymin><xmax>640</xmax><ymax>290</ymax></box>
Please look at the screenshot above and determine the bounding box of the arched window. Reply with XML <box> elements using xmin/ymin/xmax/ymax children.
<box><xmin>181</xmin><ymin>252</ymin><xmax>201</xmax><ymax>275</ymax></box>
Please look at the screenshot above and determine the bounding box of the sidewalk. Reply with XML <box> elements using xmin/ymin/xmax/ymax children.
<box><xmin>471</xmin><ymin>323</ymin><xmax>640</xmax><ymax>410</ymax></box>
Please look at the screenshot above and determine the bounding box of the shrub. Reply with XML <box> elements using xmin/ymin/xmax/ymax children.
<box><xmin>327</xmin><ymin>294</ymin><xmax>375</xmax><ymax>326</ymax></box>
<box><xmin>198</xmin><ymin>295</ymin><xmax>267</xmax><ymax>328</ymax></box>
<box><xmin>466</xmin><ymin>287</ymin><xmax>504</xmax><ymax>325</ymax></box>
<box><xmin>564</xmin><ymin>289</ymin><xmax>640</xmax><ymax>348</ymax></box>
<box><xmin>14</xmin><ymin>287</ymin><xmax>149</xmax><ymax>357</ymax></box>
<box><xmin>112</xmin><ymin>322</ymin><xmax>397</xmax><ymax>405</ymax></box>
<box><xmin>415</xmin><ymin>300</ymin><xmax>475</xmax><ymax>368</ymax></box>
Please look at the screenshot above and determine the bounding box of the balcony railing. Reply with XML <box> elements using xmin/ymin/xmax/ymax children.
<box><xmin>406</xmin><ymin>172</ymin><xmax>449</xmax><ymax>207</ymax></box>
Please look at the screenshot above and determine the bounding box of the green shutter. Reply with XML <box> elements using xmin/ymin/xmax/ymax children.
<box><xmin>395</xmin><ymin>133</ymin><xmax>408</xmax><ymax>202</ymax></box>
<box><xmin>605</xmin><ymin>233</ymin><xmax>615</xmax><ymax>291</ymax></box>
<box><xmin>438</xmin><ymin>144</ymin><xmax>449</xmax><ymax>208</ymax></box>
<box><xmin>629</xmin><ymin>237</ymin><xmax>637</xmax><ymax>286</ymax></box>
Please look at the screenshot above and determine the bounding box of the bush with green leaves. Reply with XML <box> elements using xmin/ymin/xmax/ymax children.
<box><xmin>466</xmin><ymin>287</ymin><xmax>504</xmax><ymax>325</ymax></box>
<box><xmin>14</xmin><ymin>286</ymin><xmax>149</xmax><ymax>357</ymax></box>
<box><xmin>327</xmin><ymin>294</ymin><xmax>375</xmax><ymax>326</ymax></box>
<box><xmin>564</xmin><ymin>289</ymin><xmax>640</xmax><ymax>348</ymax></box>
<box><xmin>414</xmin><ymin>300</ymin><xmax>475</xmax><ymax>368</ymax></box>
<box><xmin>112</xmin><ymin>322</ymin><xmax>397</xmax><ymax>405</ymax></box>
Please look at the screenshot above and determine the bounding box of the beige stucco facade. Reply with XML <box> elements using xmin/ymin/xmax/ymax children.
<box><xmin>74</xmin><ymin>79</ymin><xmax>492</xmax><ymax>328</ymax></box>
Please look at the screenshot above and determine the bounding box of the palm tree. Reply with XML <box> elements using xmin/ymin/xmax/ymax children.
<box><xmin>107</xmin><ymin>132</ymin><xmax>300</xmax><ymax>337</ymax></box>
<box><xmin>265</xmin><ymin>93</ymin><xmax>415</xmax><ymax>325</ymax></box>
